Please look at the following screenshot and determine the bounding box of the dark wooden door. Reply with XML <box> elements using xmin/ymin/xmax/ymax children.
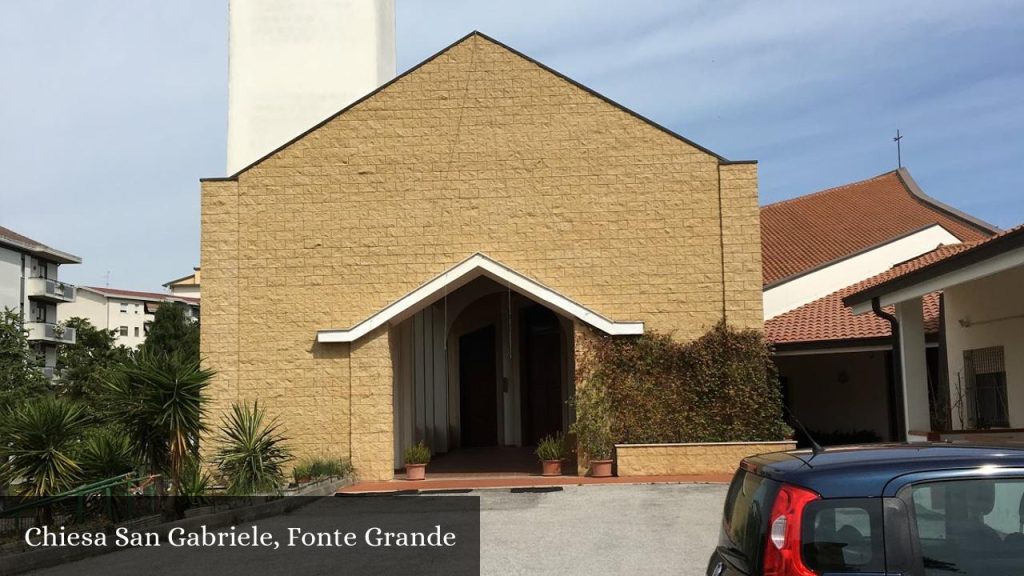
<box><xmin>459</xmin><ymin>325</ymin><xmax>498</xmax><ymax>447</ymax></box>
<box><xmin>521</xmin><ymin>306</ymin><xmax>563</xmax><ymax>445</ymax></box>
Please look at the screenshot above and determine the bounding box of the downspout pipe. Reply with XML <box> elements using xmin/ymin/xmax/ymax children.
<box><xmin>872</xmin><ymin>297</ymin><xmax>906</xmax><ymax>441</ymax></box>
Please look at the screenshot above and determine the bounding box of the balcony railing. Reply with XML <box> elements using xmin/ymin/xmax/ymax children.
<box><xmin>25</xmin><ymin>277</ymin><xmax>76</xmax><ymax>303</ymax></box>
<box><xmin>25</xmin><ymin>322</ymin><xmax>76</xmax><ymax>345</ymax></box>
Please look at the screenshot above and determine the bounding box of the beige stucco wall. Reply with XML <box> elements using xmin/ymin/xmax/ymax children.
<box><xmin>944</xmin><ymin>265</ymin><xmax>1024</xmax><ymax>428</ymax></box>
<box><xmin>616</xmin><ymin>442</ymin><xmax>797</xmax><ymax>476</ymax></box>
<box><xmin>200</xmin><ymin>34</ymin><xmax>762</xmax><ymax>481</ymax></box>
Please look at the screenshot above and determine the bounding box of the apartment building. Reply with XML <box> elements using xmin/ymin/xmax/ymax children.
<box><xmin>59</xmin><ymin>287</ymin><xmax>199</xmax><ymax>348</ymax></box>
<box><xmin>163</xmin><ymin>267</ymin><xmax>200</xmax><ymax>300</ymax></box>
<box><xmin>0</xmin><ymin>226</ymin><xmax>81</xmax><ymax>377</ymax></box>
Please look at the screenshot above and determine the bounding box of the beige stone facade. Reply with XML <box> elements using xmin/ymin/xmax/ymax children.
<box><xmin>615</xmin><ymin>442</ymin><xmax>797</xmax><ymax>476</ymax></box>
<box><xmin>200</xmin><ymin>33</ymin><xmax>762</xmax><ymax>481</ymax></box>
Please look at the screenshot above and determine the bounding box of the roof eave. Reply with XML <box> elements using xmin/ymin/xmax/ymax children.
<box><xmin>844</xmin><ymin>227</ymin><xmax>1024</xmax><ymax>309</ymax></box>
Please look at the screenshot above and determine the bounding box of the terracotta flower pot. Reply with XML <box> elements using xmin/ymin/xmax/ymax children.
<box><xmin>541</xmin><ymin>460</ymin><xmax>563</xmax><ymax>476</ymax></box>
<box><xmin>405</xmin><ymin>463</ymin><xmax>426</xmax><ymax>481</ymax></box>
<box><xmin>589</xmin><ymin>459</ymin><xmax>614</xmax><ymax>478</ymax></box>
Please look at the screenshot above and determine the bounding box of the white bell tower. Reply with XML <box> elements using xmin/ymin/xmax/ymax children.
<box><xmin>226</xmin><ymin>0</ymin><xmax>396</xmax><ymax>175</ymax></box>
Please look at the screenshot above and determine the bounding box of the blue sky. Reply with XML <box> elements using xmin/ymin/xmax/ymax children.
<box><xmin>1</xmin><ymin>1</ymin><xmax>1022</xmax><ymax>291</ymax></box>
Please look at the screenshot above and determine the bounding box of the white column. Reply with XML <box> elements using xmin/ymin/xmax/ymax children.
<box><xmin>896</xmin><ymin>297</ymin><xmax>931</xmax><ymax>438</ymax></box>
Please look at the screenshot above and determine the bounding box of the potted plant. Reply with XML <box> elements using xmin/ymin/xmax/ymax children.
<box><xmin>570</xmin><ymin>381</ymin><xmax>615</xmax><ymax>478</ymax></box>
<box><xmin>535</xmin><ymin>433</ymin><xmax>566</xmax><ymax>476</ymax></box>
<box><xmin>403</xmin><ymin>441</ymin><xmax>431</xmax><ymax>481</ymax></box>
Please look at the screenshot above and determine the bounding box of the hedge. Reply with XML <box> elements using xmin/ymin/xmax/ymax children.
<box><xmin>577</xmin><ymin>323</ymin><xmax>791</xmax><ymax>444</ymax></box>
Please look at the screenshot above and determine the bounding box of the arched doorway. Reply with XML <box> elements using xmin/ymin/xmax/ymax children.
<box><xmin>390</xmin><ymin>276</ymin><xmax>574</xmax><ymax>474</ymax></box>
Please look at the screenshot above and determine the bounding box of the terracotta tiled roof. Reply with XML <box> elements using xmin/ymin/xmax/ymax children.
<box><xmin>83</xmin><ymin>286</ymin><xmax>200</xmax><ymax>305</ymax></box>
<box><xmin>761</xmin><ymin>169</ymin><xmax>996</xmax><ymax>286</ymax></box>
<box><xmin>843</xmin><ymin>225</ymin><xmax>1024</xmax><ymax>307</ymax></box>
<box><xmin>766</xmin><ymin>244</ymin><xmax>971</xmax><ymax>344</ymax></box>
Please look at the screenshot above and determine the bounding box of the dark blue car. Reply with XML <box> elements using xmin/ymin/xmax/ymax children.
<box><xmin>707</xmin><ymin>443</ymin><xmax>1024</xmax><ymax>576</ymax></box>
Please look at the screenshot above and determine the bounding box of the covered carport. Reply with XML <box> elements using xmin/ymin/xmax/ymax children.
<box><xmin>843</xmin><ymin>227</ymin><xmax>1024</xmax><ymax>440</ymax></box>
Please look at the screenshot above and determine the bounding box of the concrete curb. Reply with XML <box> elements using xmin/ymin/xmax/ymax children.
<box><xmin>0</xmin><ymin>478</ymin><xmax>350</xmax><ymax>576</ymax></box>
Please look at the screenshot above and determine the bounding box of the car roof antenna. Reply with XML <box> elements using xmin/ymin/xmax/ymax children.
<box><xmin>783</xmin><ymin>405</ymin><xmax>825</xmax><ymax>456</ymax></box>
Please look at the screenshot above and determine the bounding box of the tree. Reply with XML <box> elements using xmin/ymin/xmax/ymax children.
<box><xmin>0</xmin><ymin>396</ymin><xmax>92</xmax><ymax>496</ymax></box>
<box><xmin>141</xmin><ymin>302</ymin><xmax>199</xmax><ymax>361</ymax></box>
<box><xmin>105</xmin><ymin>350</ymin><xmax>212</xmax><ymax>494</ymax></box>
<box><xmin>0</xmin><ymin>308</ymin><xmax>48</xmax><ymax>407</ymax></box>
<box><xmin>57</xmin><ymin>317</ymin><xmax>131</xmax><ymax>408</ymax></box>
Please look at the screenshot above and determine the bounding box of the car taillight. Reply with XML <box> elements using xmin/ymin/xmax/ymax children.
<box><xmin>763</xmin><ymin>483</ymin><xmax>820</xmax><ymax>576</ymax></box>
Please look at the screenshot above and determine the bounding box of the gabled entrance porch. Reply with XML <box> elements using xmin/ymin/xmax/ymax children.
<box><xmin>315</xmin><ymin>253</ymin><xmax>645</xmax><ymax>481</ymax></box>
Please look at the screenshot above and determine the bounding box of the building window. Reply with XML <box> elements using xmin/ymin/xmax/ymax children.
<box><xmin>120</xmin><ymin>303</ymin><xmax>128</xmax><ymax>313</ymax></box>
<box><xmin>963</xmin><ymin>346</ymin><xmax>1008</xmax><ymax>429</ymax></box>
<box><xmin>119</xmin><ymin>326</ymin><xmax>129</xmax><ymax>337</ymax></box>
<box><xmin>134</xmin><ymin>327</ymin><xmax>140</xmax><ymax>337</ymax></box>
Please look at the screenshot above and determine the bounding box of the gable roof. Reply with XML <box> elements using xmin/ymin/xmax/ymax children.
<box><xmin>202</xmin><ymin>31</ymin><xmax>752</xmax><ymax>182</ymax></box>
<box><xmin>0</xmin><ymin>225</ymin><xmax>81</xmax><ymax>264</ymax></box>
<box><xmin>317</xmin><ymin>253</ymin><xmax>643</xmax><ymax>343</ymax></box>
<box><xmin>765</xmin><ymin>244</ymin><xmax>972</xmax><ymax>346</ymax></box>
<box><xmin>81</xmin><ymin>286</ymin><xmax>200</xmax><ymax>306</ymax></box>
<box><xmin>761</xmin><ymin>168</ymin><xmax>997</xmax><ymax>287</ymax></box>
<box><xmin>163</xmin><ymin>268</ymin><xmax>200</xmax><ymax>288</ymax></box>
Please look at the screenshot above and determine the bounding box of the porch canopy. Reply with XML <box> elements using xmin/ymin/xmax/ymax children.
<box><xmin>843</xmin><ymin>226</ymin><xmax>1024</xmax><ymax>438</ymax></box>
<box><xmin>316</xmin><ymin>252</ymin><xmax>644</xmax><ymax>343</ymax></box>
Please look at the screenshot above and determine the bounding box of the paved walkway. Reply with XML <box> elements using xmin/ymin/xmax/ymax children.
<box><xmin>337</xmin><ymin>473</ymin><xmax>732</xmax><ymax>494</ymax></box>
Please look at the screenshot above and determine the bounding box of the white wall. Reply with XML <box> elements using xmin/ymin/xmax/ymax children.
<box><xmin>764</xmin><ymin>225</ymin><xmax>961</xmax><ymax>319</ymax></box>
<box><xmin>0</xmin><ymin>246</ymin><xmax>23</xmax><ymax>312</ymax></box>
<box><xmin>944</xmin><ymin>265</ymin><xmax>1024</xmax><ymax>428</ymax></box>
<box><xmin>58</xmin><ymin>289</ymin><xmax>108</xmax><ymax>327</ymax></box>
<box><xmin>226</xmin><ymin>0</ymin><xmax>396</xmax><ymax>174</ymax></box>
<box><xmin>59</xmin><ymin>292</ymin><xmax>152</xmax><ymax>348</ymax></box>
<box><xmin>169</xmin><ymin>284</ymin><xmax>200</xmax><ymax>299</ymax></box>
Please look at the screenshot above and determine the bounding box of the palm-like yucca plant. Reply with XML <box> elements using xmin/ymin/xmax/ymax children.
<box><xmin>76</xmin><ymin>427</ymin><xmax>137</xmax><ymax>483</ymax></box>
<box><xmin>0</xmin><ymin>396</ymin><xmax>92</xmax><ymax>496</ymax></box>
<box><xmin>178</xmin><ymin>456</ymin><xmax>212</xmax><ymax>505</ymax></box>
<box><xmin>214</xmin><ymin>401</ymin><xmax>292</xmax><ymax>495</ymax></box>
<box><xmin>106</xmin><ymin>349</ymin><xmax>212</xmax><ymax>494</ymax></box>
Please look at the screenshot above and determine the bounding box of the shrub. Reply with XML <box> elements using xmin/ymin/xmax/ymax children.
<box><xmin>213</xmin><ymin>401</ymin><xmax>292</xmax><ymax>495</ymax></box>
<box><xmin>403</xmin><ymin>442</ymin><xmax>431</xmax><ymax>465</ymax></box>
<box><xmin>578</xmin><ymin>323</ymin><xmax>791</xmax><ymax>445</ymax></box>
<box><xmin>535</xmin><ymin>433</ymin><xmax>566</xmax><ymax>461</ymax></box>
<box><xmin>570</xmin><ymin>382</ymin><xmax>614</xmax><ymax>460</ymax></box>
<box><xmin>292</xmin><ymin>461</ymin><xmax>313</xmax><ymax>483</ymax></box>
<box><xmin>293</xmin><ymin>456</ymin><xmax>352</xmax><ymax>484</ymax></box>
<box><xmin>309</xmin><ymin>456</ymin><xmax>352</xmax><ymax>479</ymax></box>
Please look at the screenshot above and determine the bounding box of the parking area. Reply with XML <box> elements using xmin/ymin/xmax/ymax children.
<box><xmin>480</xmin><ymin>483</ymin><xmax>727</xmax><ymax>575</ymax></box>
<box><xmin>25</xmin><ymin>483</ymin><xmax>728</xmax><ymax>576</ymax></box>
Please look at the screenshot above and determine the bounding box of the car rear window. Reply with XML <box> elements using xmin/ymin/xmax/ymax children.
<box><xmin>906</xmin><ymin>478</ymin><xmax>1024</xmax><ymax>575</ymax></box>
<box><xmin>800</xmin><ymin>498</ymin><xmax>884</xmax><ymax>572</ymax></box>
<box><xmin>722</xmin><ymin>469</ymin><xmax>776</xmax><ymax>566</ymax></box>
